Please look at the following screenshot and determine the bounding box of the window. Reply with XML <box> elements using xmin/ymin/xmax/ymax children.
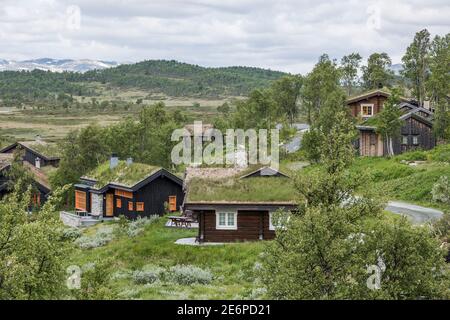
<box><xmin>169</xmin><ymin>196</ymin><xmax>177</xmax><ymax>212</ymax></box>
<box><xmin>370</xmin><ymin>133</ymin><xmax>377</xmax><ymax>145</ymax></box>
<box><xmin>402</xmin><ymin>135</ymin><xmax>408</xmax><ymax>145</ymax></box>
<box><xmin>75</xmin><ymin>190</ymin><xmax>87</xmax><ymax>211</ymax></box>
<box><xmin>361</xmin><ymin>104</ymin><xmax>374</xmax><ymax>117</ymax></box>
<box><xmin>269</xmin><ymin>212</ymin><xmax>290</xmax><ymax>231</ymax></box>
<box><xmin>128</xmin><ymin>201</ymin><xmax>134</xmax><ymax>211</ymax></box>
<box><xmin>114</xmin><ymin>189</ymin><xmax>133</xmax><ymax>199</ymax></box>
<box><xmin>216</xmin><ymin>212</ymin><xmax>237</xmax><ymax>230</ymax></box>
<box><xmin>116</xmin><ymin>198</ymin><xmax>122</xmax><ymax>208</ymax></box>
<box><xmin>136</xmin><ymin>202</ymin><xmax>144</xmax><ymax>212</ymax></box>
<box><xmin>412</xmin><ymin>136</ymin><xmax>419</xmax><ymax>145</ymax></box>
<box><xmin>32</xmin><ymin>193</ymin><xmax>40</xmax><ymax>207</ymax></box>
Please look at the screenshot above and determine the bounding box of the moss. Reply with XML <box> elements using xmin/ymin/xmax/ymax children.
<box><xmin>25</xmin><ymin>142</ymin><xmax>62</xmax><ymax>158</ymax></box>
<box><xmin>187</xmin><ymin>166</ymin><xmax>297</xmax><ymax>203</ymax></box>
<box><xmin>84</xmin><ymin>161</ymin><xmax>161</xmax><ymax>189</ymax></box>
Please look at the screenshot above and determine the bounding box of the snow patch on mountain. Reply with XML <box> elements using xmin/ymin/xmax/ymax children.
<box><xmin>0</xmin><ymin>58</ymin><xmax>119</xmax><ymax>73</ymax></box>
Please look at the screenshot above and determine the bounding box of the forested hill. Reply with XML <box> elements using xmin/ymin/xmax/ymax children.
<box><xmin>0</xmin><ymin>60</ymin><xmax>288</xmax><ymax>100</ymax></box>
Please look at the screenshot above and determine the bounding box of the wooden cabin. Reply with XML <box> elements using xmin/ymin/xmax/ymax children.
<box><xmin>0</xmin><ymin>140</ymin><xmax>61</xmax><ymax>168</ymax></box>
<box><xmin>74</xmin><ymin>156</ymin><xmax>184</xmax><ymax>219</ymax></box>
<box><xmin>0</xmin><ymin>154</ymin><xmax>13</xmax><ymax>199</ymax></box>
<box><xmin>0</xmin><ymin>140</ymin><xmax>59</xmax><ymax>206</ymax></box>
<box><xmin>183</xmin><ymin>166</ymin><xmax>296</xmax><ymax>243</ymax></box>
<box><xmin>347</xmin><ymin>90</ymin><xmax>435</xmax><ymax>156</ymax></box>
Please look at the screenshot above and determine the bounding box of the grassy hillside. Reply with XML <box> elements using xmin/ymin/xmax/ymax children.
<box><xmin>68</xmin><ymin>218</ymin><xmax>264</xmax><ymax>299</ymax></box>
<box><xmin>297</xmin><ymin>144</ymin><xmax>450</xmax><ymax>211</ymax></box>
<box><xmin>350</xmin><ymin>145</ymin><xmax>450</xmax><ymax>210</ymax></box>
<box><xmin>0</xmin><ymin>60</ymin><xmax>287</xmax><ymax>103</ymax></box>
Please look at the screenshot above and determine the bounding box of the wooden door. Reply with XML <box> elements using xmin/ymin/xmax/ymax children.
<box><xmin>169</xmin><ymin>196</ymin><xmax>177</xmax><ymax>212</ymax></box>
<box><xmin>106</xmin><ymin>194</ymin><xmax>114</xmax><ymax>217</ymax></box>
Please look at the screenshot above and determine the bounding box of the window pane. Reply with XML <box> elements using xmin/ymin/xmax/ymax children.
<box><xmin>219</xmin><ymin>213</ymin><xmax>226</xmax><ymax>225</ymax></box>
<box><xmin>227</xmin><ymin>213</ymin><xmax>235</xmax><ymax>226</ymax></box>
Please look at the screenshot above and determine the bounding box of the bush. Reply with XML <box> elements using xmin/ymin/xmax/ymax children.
<box><xmin>74</xmin><ymin>226</ymin><xmax>114</xmax><ymax>249</ymax></box>
<box><xmin>432</xmin><ymin>176</ymin><xmax>450</xmax><ymax>204</ymax></box>
<box><xmin>132</xmin><ymin>265</ymin><xmax>164</xmax><ymax>285</ymax></box>
<box><xmin>127</xmin><ymin>216</ymin><xmax>159</xmax><ymax>238</ymax></box>
<box><xmin>167</xmin><ymin>265</ymin><xmax>213</xmax><ymax>285</ymax></box>
<box><xmin>395</xmin><ymin>150</ymin><xmax>428</xmax><ymax>162</ymax></box>
<box><xmin>428</xmin><ymin>144</ymin><xmax>450</xmax><ymax>163</ymax></box>
<box><xmin>62</xmin><ymin>227</ymin><xmax>82</xmax><ymax>240</ymax></box>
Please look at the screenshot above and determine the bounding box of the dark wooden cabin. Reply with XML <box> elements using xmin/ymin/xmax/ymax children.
<box><xmin>347</xmin><ymin>90</ymin><xmax>435</xmax><ymax>157</ymax></box>
<box><xmin>0</xmin><ymin>154</ymin><xmax>13</xmax><ymax>199</ymax></box>
<box><xmin>183</xmin><ymin>166</ymin><xmax>296</xmax><ymax>243</ymax></box>
<box><xmin>0</xmin><ymin>141</ymin><xmax>58</xmax><ymax>206</ymax></box>
<box><xmin>74</xmin><ymin>157</ymin><xmax>184</xmax><ymax>219</ymax></box>
<box><xmin>356</xmin><ymin>112</ymin><xmax>435</xmax><ymax>156</ymax></box>
<box><xmin>0</xmin><ymin>141</ymin><xmax>61</xmax><ymax>168</ymax></box>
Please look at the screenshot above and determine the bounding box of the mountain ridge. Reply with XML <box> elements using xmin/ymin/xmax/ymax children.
<box><xmin>0</xmin><ymin>59</ymin><xmax>288</xmax><ymax>99</ymax></box>
<box><xmin>0</xmin><ymin>58</ymin><xmax>119</xmax><ymax>73</ymax></box>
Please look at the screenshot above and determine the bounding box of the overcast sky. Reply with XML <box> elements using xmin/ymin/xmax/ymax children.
<box><xmin>0</xmin><ymin>0</ymin><xmax>449</xmax><ymax>73</ymax></box>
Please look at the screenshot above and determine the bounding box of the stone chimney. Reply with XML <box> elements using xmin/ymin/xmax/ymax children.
<box><xmin>35</xmin><ymin>157</ymin><xmax>41</xmax><ymax>169</ymax></box>
<box><xmin>126</xmin><ymin>157</ymin><xmax>133</xmax><ymax>166</ymax></box>
<box><xmin>110</xmin><ymin>153</ymin><xmax>119</xmax><ymax>169</ymax></box>
<box><xmin>35</xmin><ymin>135</ymin><xmax>42</xmax><ymax>143</ymax></box>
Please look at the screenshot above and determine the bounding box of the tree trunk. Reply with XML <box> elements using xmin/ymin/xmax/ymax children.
<box><xmin>387</xmin><ymin>135</ymin><xmax>394</xmax><ymax>156</ymax></box>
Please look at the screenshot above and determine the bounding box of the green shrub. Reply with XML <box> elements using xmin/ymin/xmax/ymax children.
<box><xmin>428</xmin><ymin>144</ymin><xmax>450</xmax><ymax>163</ymax></box>
<box><xmin>127</xmin><ymin>216</ymin><xmax>159</xmax><ymax>237</ymax></box>
<box><xmin>62</xmin><ymin>227</ymin><xmax>82</xmax><ymax>240</ymax></box>
<box><xmin>75</xmin><ymin>226</ymin><xmax>114</xmax><ymax>249</ymax></box>
<box><xmin>395</xmin><ymin>150</ymin><xmax>428</xmax><ymax>162</ymax></box>
<box><xmin>132</xmin><ymin>265</ymin><xmax>164</xmax><ymax>284</ymax></box>
<box><xmin>432</xmin><ymin>176</ymin><xmax>450</xmax><ymax>204</ymax></box>
<box><xmin>167</xmin><ymin>265</ymin><xmax>213</xmax><ymax>285</ymax></box>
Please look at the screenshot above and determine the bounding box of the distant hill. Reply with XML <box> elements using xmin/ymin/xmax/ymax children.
<box><xmin>389</xmin><ymin>63</ymin><xmax>404</xmax><ymax>75</ymax></box>
<box><xmin>0</xmin><ymin>60</ymin><xmax>288</xmax><ymax>100</ymax></box>
<box><xmin>0</xmin><ymin>58</ymin><xmax>119</xmax><ymax>73</ymax></box>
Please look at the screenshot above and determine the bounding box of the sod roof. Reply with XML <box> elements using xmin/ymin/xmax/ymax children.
<box><xmin>19</xmin><ymin>141</ymin><xmax>61</xmax><ymax>159</ymax></box>
<box><xmin>185</xmin><ymin>165</ymin><xmax>297</xmax><ymax>204</ymax></box>
<box><xmin>82</xmin><ymin>161</ymin><xmax>161</xmax><ymax>189</ymax></box>
<box><xmin>0</xmin><ymin>154</ymin><xmax>13</xmax><ymax>171</ymax></box>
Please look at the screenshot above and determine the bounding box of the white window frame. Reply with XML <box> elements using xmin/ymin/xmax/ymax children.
<box><xmin>216</xmin><ymin>211</ymin><xmax>238</xmax><ymax>230</ymax></box>
<box><xmin>412</xmin><ymin>136</ymin><xmax>419</xmax><ymax>145</ymax></box>
<box><xmin>269</xmin><ymin>212</ymin><xmax>289</xmax><ymax>231</ymax></box>
<box><xmin>361</xmin><ymin>104</ymin><xmax>374</xmax><ymax>117</ymax></box>
<box><xmin>402</xmin><ymin>135</ymin><xmax>408</xmax><ymax>145</ymax></box>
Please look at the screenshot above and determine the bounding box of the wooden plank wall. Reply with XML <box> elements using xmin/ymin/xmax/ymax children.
<box><xmin>198</xmin><ymin>210</ymin><xmax>275</xmax><ymax>242</ymax></box>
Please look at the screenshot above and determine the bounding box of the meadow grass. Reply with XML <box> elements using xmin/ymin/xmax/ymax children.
<box><xmin>68</xmin><ymin>217</ymin><xmax>265</xmax><ymax>299</ymax></box>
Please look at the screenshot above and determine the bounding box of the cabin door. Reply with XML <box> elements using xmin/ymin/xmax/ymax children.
<box><xmin>169</xmin><ymin>196</ymin><xmax>177</xmax><ymax>212</ymax></box>
<box><xmin>105</xmin><ymin>194</ymin><xmax>114</xmax><ymax>217</ymax></box>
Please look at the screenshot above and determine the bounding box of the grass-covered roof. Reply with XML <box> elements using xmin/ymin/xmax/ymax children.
<box><xmin>20</xmin><ymin>141</ymin><xmax>61</xmax><ymax>159</ymax></box>
<box><xmin>83</xmin><ymin>161</ymin><xmax>161</xmax><ymax>189</ymax></box>
<box><xmin>185</xmin><ymin>165</ymin><xmax>297</xmax><ymax>204</ymax></box>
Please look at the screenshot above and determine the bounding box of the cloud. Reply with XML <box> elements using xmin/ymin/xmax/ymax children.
<box><xmin>0</xmin><ymin>0</ymin><xmax>448</xmax><ymax>73</ymax></box>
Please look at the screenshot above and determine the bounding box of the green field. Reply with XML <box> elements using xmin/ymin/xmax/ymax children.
<box><xmin>0</xmin><ymin>96</ymin><xmax>228</xmax><ymax>144</ymax></box>
<box><xmin>68</xmin><ymin>218</ymin><xmax>264</xmax><ymax>299</ymax></box>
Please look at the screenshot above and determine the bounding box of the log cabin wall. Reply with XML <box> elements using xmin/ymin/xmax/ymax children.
<box><xmin>359</xmin><ymin>131</ymin><xmax>383</xmax><ymax>156</ymax></box>
<box><xmin>391</xmin><ymin>117</ymin><xmax>436</xmax><ymax>154</ymax></box>
<box><xmin>348</xmin><ymin>95</ymin><xmax>387</xmax><ymax>117</ymax></box>
<box><xmin>197</xmin><ymin>210</ymin><xmax>275</xmax><ymax>242</ymax></box>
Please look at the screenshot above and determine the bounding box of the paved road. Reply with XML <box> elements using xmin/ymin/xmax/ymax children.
<box><xmin>280</xmin><ymin>123</ymin><xmax>310</xmax><ymax>154</ymax></box>
<box><xmin>385</xmin><ymin>201</ymin><xmax>443</xmax><ymax>224</ymax></box>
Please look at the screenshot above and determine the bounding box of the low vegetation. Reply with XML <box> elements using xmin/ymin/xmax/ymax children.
<box><xmin>84</xmin><ymin>161</ymin><xmax>161</xmax><ymax>188</ymax></box>
<box><xmin>67</xmin><ymin>218</ymin><xmax>265</xmax><ymax>299</ymax></box>
<box><xmin>352</xmin><ymin>145</ymin><xmax>450</xmax><ymax>209</ymax></box>
<box><xmin>187</xmin><ymin>167</ymin><xmax>297</xmax><ymax>203</ymax></box>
